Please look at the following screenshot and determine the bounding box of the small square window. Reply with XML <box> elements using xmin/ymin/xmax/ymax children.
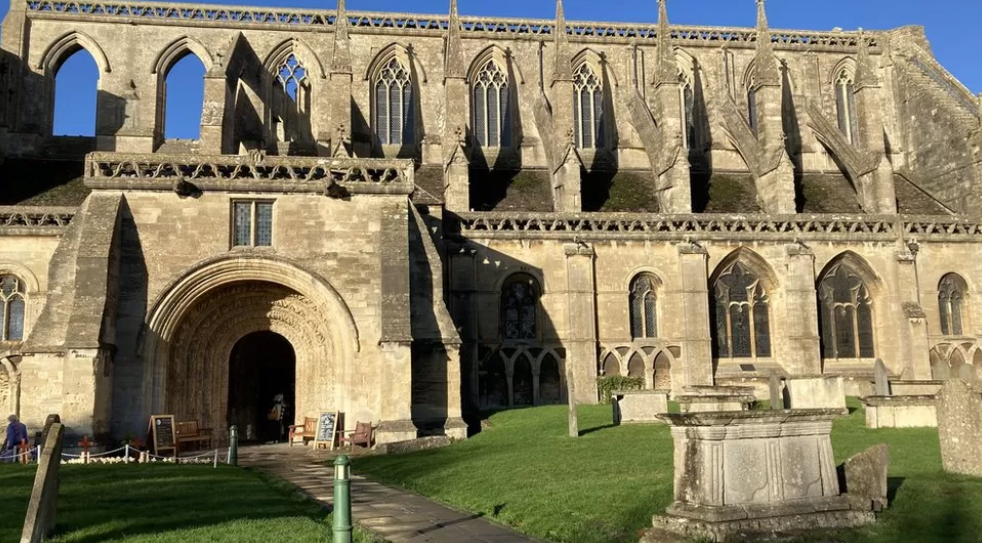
<box><xmin>231</xmin><ymin>200</ymin><xmax>274</xmax><ymax>248</ymax></box>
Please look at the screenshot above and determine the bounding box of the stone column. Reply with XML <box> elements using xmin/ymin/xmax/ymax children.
<box><xmin>677</xmin><ymin>242</ymin><xmax>713</xmax><ymax>387</ymax></box>
<box><xmin>198</xmin><ymin>72</ymin><xmax>227</xmax><ymax>154</ymax></box>
<box><xmin>895</xmin><ymin>249</ymin><xmax>931</xmax><ymax>379</ymax></box>
<box><xmin>783</xmin><ymin>244</ymin><xmax>821</xmax><ymax>375</ymax></box>
<box><xmin>443</xmin><ymin>343</ymin><xmax>468</xmax><ymax>439</ymax></box>
<box><xmin>564</xmin><ymin>243</ymin><xmax>598</xmax><ymax>404</ymax></box>
<box><xmin>376</xmin><ymin>341</ymin><xmax>416</xmax><ymax>444</ymax></box>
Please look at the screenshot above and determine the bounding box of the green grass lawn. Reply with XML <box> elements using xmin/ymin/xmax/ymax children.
<box><xmin>1</xmin><ymin>463</ymin><xmax>379</xmax><ymax>543</ymax></box>
<box><xmin>354</xmin><ymin>399</ymin><xmax>982</xmax><ymax>543</ymax></box>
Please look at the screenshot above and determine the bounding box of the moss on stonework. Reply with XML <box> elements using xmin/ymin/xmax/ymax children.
<box><xmin>702</xmin><ymin>173</ymin><xmax>761</xmax><ymax>213</ymax></box>
<box><xmin>798</xmin><ymin>174</ymin><xmax>862</xmax><ymax>214</ymax></box>
<box><xmin>0</xmin><ymin>158</ymin><xmax>89</xmax><ymax>206</ymax></box>
<box><xmin>470</xmin><ymin>168</ymin><xmax>553</xmax><ymax>212</ymax></box>
<box><xmin>582</xmin><ymin>170</ymin><xmax>659</xmax><ymax>212</ymax></box>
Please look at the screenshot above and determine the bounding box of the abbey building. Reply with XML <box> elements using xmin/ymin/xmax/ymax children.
<box><xmin>0</xmin><ymin>0</ymin><xmax>980</xmax><ymax>443</ymax></box>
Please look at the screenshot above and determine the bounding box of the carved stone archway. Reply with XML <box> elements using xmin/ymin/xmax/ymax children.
<box><xmin>142</xmin><ymin>256</ymin><xmax>360</xmax><ymax>434</ymax></box>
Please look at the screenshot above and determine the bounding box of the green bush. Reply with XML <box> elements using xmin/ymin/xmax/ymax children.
<box><xmin>596</xmin><ymin>375</ymin><xmax>645</xmax><ymax>404</ymax></box>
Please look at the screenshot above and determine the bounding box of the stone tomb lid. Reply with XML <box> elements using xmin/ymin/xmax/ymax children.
<box><xmin>657</xmin><ymin>409</ymin><xmax>846</xmax><ymax>426</ymax></box>
<box><xmin>681</xmin><ymin>385</ymin><xmax>756</xmax><ymax>396</ymax></box>
<box><xmin>862</xmin><ymin>395</ymin><xmax>938</xmax><ymax>405</ymax></box>
<box><xmin>610</xmin><ymin>389</ymin><xmax>671</xmax><ymax>396</ymax></box>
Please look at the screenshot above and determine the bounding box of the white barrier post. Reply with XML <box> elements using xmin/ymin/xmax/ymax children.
<box><xmin>213</xmin><ymin>449</ymin><xmax>218</xmax><ymax>469</ymax></box>
<box><xmin>124</xmin><ymin>444</ymin><xmax>131</xmax><ymax>464</ymax></box>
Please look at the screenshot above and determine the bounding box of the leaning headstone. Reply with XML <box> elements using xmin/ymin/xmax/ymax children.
<box><xmin>842</xmin><ymin>444</ymin><xmax>890</xmax><ymax>512</ymax></box>
<box><xmin>936</xmin><ymin>379</ymin><xmax>982</xmax><ymax>477</ymax></box>
<box><xmin>874</xmin><ymin>359</ymin><xmax>890</xmax><ymax>396</ymax></box>
<box><xmin>20</xmin><ymin>423</ymin><xmax>65</xmax><ymax>543</ymax></box>
<box><xmin>768</xmin><ymin>374</ymin><xmax>782</xmax><ymax>410</ymax></box>
<box><xmin>40</xmin><ymin>415</ymin><xmax>61</xmax><ymax>451</ymax></box>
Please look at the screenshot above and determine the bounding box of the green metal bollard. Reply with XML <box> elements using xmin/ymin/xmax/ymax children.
<box><xmin>228</xmin><ymin>425</ymin><xmax>238</xmax><ymax>466</ymax></box>
<box><xmin>333</xmin><ymin>455</ymin><xmax>352</xmax><ymax>543</ymax></box>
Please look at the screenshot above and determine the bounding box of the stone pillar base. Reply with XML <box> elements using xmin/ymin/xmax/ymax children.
<box><xmin>652</xmin><ymin>501</ymin><xmax>874</xmax><ymax>543</ymax></box>
<box><xmin>444</xmin><ymin>417</ymin><xmax>469</xmax><ymax>440</ymax></box>
<box><xmin>375</xmin><ymin>420</ymin><xmax>418</xmax><ymax>444</ymax></box>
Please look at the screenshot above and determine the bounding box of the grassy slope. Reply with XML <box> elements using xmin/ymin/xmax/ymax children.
<box><xmin>355</xmin><ymin>399</ymin><xmax>982</xmax><ymax>543</ymax></box>
<box><xmin>1</xmin><ymin>464</ymin><xmax>378</xmax><ymax>543</ymax></box>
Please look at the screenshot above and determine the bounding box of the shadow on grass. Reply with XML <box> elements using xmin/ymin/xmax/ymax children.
<box><xmin>0</xmin><ymin>464</ymin><xmax>378</xmax><ymax>543</ymax></box>
<box><xmin>579</xmin><ymin>423</ymin><xmax>617</xmax><ymax>436</ymax></box>
<box><xmin>887</xmin><ymin>476</ymin><xmax>905</xmax><ymax>504</ymax></box>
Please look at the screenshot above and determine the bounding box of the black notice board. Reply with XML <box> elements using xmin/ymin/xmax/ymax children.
<box><xmin>314</xmin><ymin>411</ymin><xmax>338</xmax><ymax>450</ymax></box>
<box><xmin>149</xmin><ymin>415</ymin><xmax>176</xmax><ymax>455</ymax></box>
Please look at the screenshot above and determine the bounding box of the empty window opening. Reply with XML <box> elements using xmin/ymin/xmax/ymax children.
<box><xmin>163</xmin><ymin>53</ymin><xmax>206</xmax><ymax>140</ymax></box>
<box><xmin>53</xmin><ymin>49</ymin><xmax>99</xmax><ymax>136</ymax></box>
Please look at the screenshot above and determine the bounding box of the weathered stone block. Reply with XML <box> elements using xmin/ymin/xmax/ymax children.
<box><xmin>677</xmin><ymin>386</ymin><xmax>755</xmax><ymax>413</ymax></box>
<box><xmin>20</xmin><ymin>422</ymin><xmax>65</xmax><ymax>543</ymax></box>
<box><xmin>863</xmin><ymin>395</ymin><xmax>937</xmax><ymax>428</ymax></box>
<box><xmin>786</xmin><ymin>376</ymin><xmax>847</xmax><ymax>411</ymax></box>
<box><xmin>611</xmin><ymin>390</ymin><xmax>669</xmax><ymax>425</ymax></box>
<box><xmin>841</xmin><ymin>444</ymin><xmax>890</xmax><ymax>512</ymax></box>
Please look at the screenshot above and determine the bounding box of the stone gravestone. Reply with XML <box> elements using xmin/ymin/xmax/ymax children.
<box><xmin>768</xmin><ymin>374</ymin><xmax>782</xmax><ymax>409</ymax></box>
<box><xmin>40</xmin><ymin>415</ymin><xmax>60</xmax><ymax>450</ymax></box>
<box><xmin>874</xmin><ymin>359</ymin><xmax>890</xmax><ymax>397</ymax></box>
<box><xmin>936</xmin><ymin>379</ymin><xmax>982</xmax><ymax>477</ymax></box>
<box><xmin>21</xmin><ymin>422</ymin><xmax>65</xmax><ymax>543</ymax></box>
<box><xmin>842</xmin><ymin>444</ymin><xmax>890</xmax><ymax>511</ymax></box>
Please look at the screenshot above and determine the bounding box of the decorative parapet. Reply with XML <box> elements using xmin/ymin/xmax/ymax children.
<box><xmin>451</xmin><ymin>212</ymin><xmax>982</xmax><ymax>244</ymax></box>
<box><xmin>83</xmin><ymin>153</ymin><xmax>414</xmax><ymax>195</ymax></box>
<box><xmin>24</xmin><ymin>0</ymin><xmax>881</xmax><ymax>51</ymax></box>
<box><xmin>0</xmin><ymin>206</ymin><xmax>76</xmax><ymax>235</ymax></box>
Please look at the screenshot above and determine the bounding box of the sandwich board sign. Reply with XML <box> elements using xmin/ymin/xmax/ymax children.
<box><xmin>313</xmin><ymin>411</ymin><xmax>339</xmax><ymax>450</ymax></box>
<box><xmin>148</xmin><ymin>415</ymin><xmax>177</xmax><ymax>456</ymax></box>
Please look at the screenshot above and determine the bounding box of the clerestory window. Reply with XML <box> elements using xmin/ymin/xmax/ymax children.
<box><xmin>473</xmin><ymin>60</ymin><xmax>510</xmax><ymax>147</ymax></box>
<box><xmin>835</xmin><ymin>70</ymin><xmax>859</xmax><ymax>144</ymax></box>
<box><xmin>373</xmin><ymin>58</ymin><xmax>413</xmax><ymax>146</ymax></box>
<box><xmin>573</xmin><ymin>63</ymin><xmax>604</xmax><ymax>149</ymax></box>
<box><xmin>679</xmin><ymin>71</ymin><xmax>695</xmax><ymax>149</ymax></box>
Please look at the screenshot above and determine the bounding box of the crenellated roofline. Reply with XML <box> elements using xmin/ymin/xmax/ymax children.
<box><xmin>21</xmin><ymin>0</ymin><xmax>884</xmax><ymax>52</ymax></box>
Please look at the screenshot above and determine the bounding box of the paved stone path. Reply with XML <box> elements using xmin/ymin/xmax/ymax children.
<box><xmin>240</xmin><ymin>444</ymin><xmax>538</xmax><ymax>543</ymax></box>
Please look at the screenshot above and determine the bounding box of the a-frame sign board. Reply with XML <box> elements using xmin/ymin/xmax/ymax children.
<box><xmin>148</xmin><ymin>414</ymin><xmax>177</xmax><ymax>456</ymax></box>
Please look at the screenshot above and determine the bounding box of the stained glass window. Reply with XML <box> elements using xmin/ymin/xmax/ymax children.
<box><xmin>501</xmin><ymin>274</ymin><xmax>539</xmax><ymax>340</ymax></box>
<box><xmin>0</xmin><ymin>275</ymin><xmax>25</xmax><ymax>341</ymax></box>
<box><xmin>573</xmin><ymin>64</ymin><xmax>603</xmax><ymax>149</ymax></box>
<box><xmin>712</xmin><ymin>262</ymin><xmax>771</xmax><ymax>359</ymax></box>
<box><xmin>473</xmin><ymin>60</ymin><xmax>509</xmax><ymax>147</ymax></box>
<box><xmin>835</xmin><ymin>70</ymin><xmax>859</xmax><ymax>144</ymax></box>
<box><xmin>818</xmin><ymin>264</ymin><xmax>875</xmax><ymax>359</ymax></box>
<box><xmin>374</xmin><ymin>58</ymin><xmax>413</xmax><ymax>145</ymax></box>
<box><xmin>939</xmin><ymin>274</ymin><xmax>967</xmax><ymax>336</ymax></box>
<box><xmin>630</xmin><ymin>274</ymin><xmax>658</xmax><ymax>339</ymax></box>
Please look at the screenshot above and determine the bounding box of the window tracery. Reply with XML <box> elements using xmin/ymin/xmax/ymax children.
<box><xmin>275</xmin><ymin>53</ymin><xmax>308</xmax><ymax>103</ymax></box>
<box><xmin>501</xmin><ymin>274</ymin><xmax>539</xmax><ymax>340</ymax></box>
<box><xmin>835</xmin><ymin>69</ymin><xmax>859</xmax><ymax>144</ymax></box>
<box><xmin>819</xmin><ymin>264</ymin><xmax>875</xmax><ymax>359</ymax></box>
<box><xmin>712</xmin><ymin>262</ymin><xmax>771</xmax><ymax>359</ymax></box>
<box><xmin>0</xmin><ymin>275</ymin><xmax>25</xmax><ymax>341</ymax></box>
<box><xmin>939</xmin><ymin>274</ymin><xmax>967</xmax><ymax>336</ymax></box>
<box><xmin>679</xmin><ymin>70</ymin><xmax>695</xmax><ymax>149</ymax></box>
<box><xmin>472</xmin><ymin>60</ymin><xmax>510</xmax><ymax>147</ymax></box>
<box><xmin>629</xmin><ymin>274</ymin><xmax>658</xmax><ymax>339</ymax></box>
<box><xmin>573</xmin><ymin>63</ymin><xmax>604</xmax><ymax>149</ymax></box>
<box><xmin>374</xmin><ymin>58</ymin><xmax>413</xmax><ymax>146</ymax></box>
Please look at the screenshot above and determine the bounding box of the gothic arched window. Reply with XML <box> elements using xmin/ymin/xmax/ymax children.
<box><xmin>630</xmin><ymin>274</ymin><xmax>658</xmax><ymax>339</ymax></box>
<box><xmin>819</xmin><ymin>264</ymin><xmax>875</xmax><ymax>359</ymax></box>
<box><xmin>0</xmin><ymin>275</ymin><xmax>25</xmax><ymax>341</ymax></box>
<box><xmin>473</xmin><ymin>60</ymin><xmax>510</xmax><ymax>147</ymax></box>
<box><xmin>270</xmin><ymin>52</ymin><xmax>311</xmax><ymax>144</ymax></box>
<box><xmin>501</xmin><ymin>274</ymin><xmax>539</xmax><ymax>340</ymax></box>
<box><xmin>679</xmin><ymin>71</ymin><xmax>695</xmax><ymax>149</ymax></box>
<box><xmin>573</xmin><ymin>63</ymin><xmax>604</xmax><ymax>149</ymax></box>
<box><xmin>374</xmin><ymin>58</ymin><xmax>413</xmax><ymax>146</ymax></box>
<box><xmin>276</xmin><ymin>53</ymin><xmax>308</xmax><ymax>103</ymax></box>
<box><xmin>712</xmin><ymin>262</ymin><xmax>771</xmax><ymax>359</ymax></box>
<box><xmin>939</xmin><ymin>274</ymin><xmax>967</xmax><ymax>336</ymax></box>
<box><xmin>835</xmin><ymin>70</ymin><xmax>859</xmax><ymax>144</ymax></box>
<box><xmin>746</xmin><ymin>74</ymin><xmax>758</xmax><ymax>135</ymax></box>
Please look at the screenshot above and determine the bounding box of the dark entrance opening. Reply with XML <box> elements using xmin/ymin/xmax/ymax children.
<box><xmin>227</xmin><ymin>331</ymin><xmax>296</xmax><ymax>443</ymax></box>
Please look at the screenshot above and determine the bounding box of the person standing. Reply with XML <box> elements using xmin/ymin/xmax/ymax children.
<box><xmin>3</xmin><ymin>414</ymin><xmax>28</xmax><ymax>463</ymax></box>
<box><xmin>266</xmin><ymin>394</ymin><xmax>286</xmax><ymax>443</ymax></box>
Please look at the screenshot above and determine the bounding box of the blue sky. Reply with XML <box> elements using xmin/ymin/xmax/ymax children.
<box><xmin>38</xmin><ymin>0</ymin><xmax>982</xmax><ymax>137</ymax></box>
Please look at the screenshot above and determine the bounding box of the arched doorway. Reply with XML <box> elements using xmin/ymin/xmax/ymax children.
<box><xmin>227</xmin><ymin>331</ymin><xmax>296</xmax><ymax>442</ymax></box>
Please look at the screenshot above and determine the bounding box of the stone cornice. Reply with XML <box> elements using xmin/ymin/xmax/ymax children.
<box><xmin>0</xmin><ymin>206</ymin><xmax>76</xmax><ymax>236</ymax></box>
<box><xmin>23</xmin><ymin>0</ymin><xmax>883</xmax><ymax>53</ymax></box>
<box><xmin>450</xmin><ymin>212</ymin><xmax>982</xmax><ymax>244</ymax></box>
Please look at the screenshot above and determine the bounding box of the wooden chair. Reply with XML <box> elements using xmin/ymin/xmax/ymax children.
<box><xmin>339</xmin><ymin>422</ymin><xmax>374</xmax><ymax>450</ymax></box>
<box><xmin>175</xmin><ymin>421</ymin><xmax>213</xmax><ymax>453</ymax></box>
<box><xmin>288</xmin><ymin>417</ymin><xmax>318</xmax><ymax>447</ymax></box>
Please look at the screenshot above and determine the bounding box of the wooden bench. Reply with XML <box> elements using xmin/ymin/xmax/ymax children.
<box><xmin>339</xmin><ymin>422</ymin><xmax>374</xmax><ymax>450</ymax></box>
<box><xmin>288</xmin><ymin>417</ymin><xmax>318</xmax><ymax>447</ymax></box>
<box><xmin>175</xmin><ymin>421</ymin><xmax>212</xmax><ymax>453</ymax></box>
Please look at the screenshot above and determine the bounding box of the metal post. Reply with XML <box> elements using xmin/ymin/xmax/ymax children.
<box><xmin>332</xmin><ymin>455</ymin><xmax>352</xmax><ymax>543</ymax></box>
<box><xmin>228</xmin><ymin>425</ymin><xmax>238</xmax><ymax>466</ymax></box>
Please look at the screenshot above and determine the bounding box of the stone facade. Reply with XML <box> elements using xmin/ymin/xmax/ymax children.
<box><xmin>0</xmin><ymin>0</ymin><xmax>981</xmax><ymax>442</ymax></box>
